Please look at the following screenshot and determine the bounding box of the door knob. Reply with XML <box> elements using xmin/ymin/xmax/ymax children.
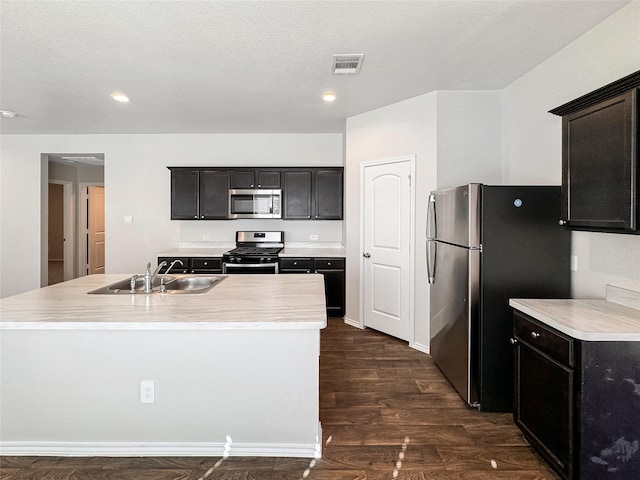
<box><xmin>363</xmin><ymin>252</ymin><xmax>371</xmax><ymax>258</ymax></box>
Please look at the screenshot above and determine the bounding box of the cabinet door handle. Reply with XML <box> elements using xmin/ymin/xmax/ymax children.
<box><xmin>559</xmin><ymin>219</ymin><xmax>567</xmax><ymax>226</ymax></box>
<box><xmin>510</xmin><ymin>338</ymin><xmax>518</xmax><ymax>345</ymax></box>
<box><xmin>363</xmin><ymin>252</ymin><xmax>371</xmax><ymax>258</ymax></box>
<box><xmin>531</xmin><ymin>331</ymin><xmax>541</xmax><ymax>339</ymax></box>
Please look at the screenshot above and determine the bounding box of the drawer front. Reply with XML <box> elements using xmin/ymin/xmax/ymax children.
<box><xmin>157</xmin><ymin>257</ymin><xmax>190</xmax><ymax>273</ymax></box>
<box><xmin>191</xmin><ymin>257</ymin><xmax>222</xmax><ymax>271</ymax></box>
<box><xmin>514</xmin><ymin>312</ymin><xmax>573</xmax><ymax>367</ymax></box>
<box><xmin>280</xmin><ymin>258</ymin><xmax>313</xmax><ymax>271</ymax></box>
<box><xmin>314</xmin><ymin>258</ymin><xmax>345</xmax><ymax>269</ymax></box>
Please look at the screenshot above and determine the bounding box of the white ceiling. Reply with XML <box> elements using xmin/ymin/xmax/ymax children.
<box><xmin>0</xmin><ymin>0</ymin><xmax>631</xmax><ymax>135</ymax></box>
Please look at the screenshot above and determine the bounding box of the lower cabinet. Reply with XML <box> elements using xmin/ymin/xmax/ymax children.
<box><xmin>280</xmin><ymin>257</ymin><xmax>345</xmax><ymax>317</ymax></box>
<box><xmin>157</xmin><ymin>257</ymin><xmax>191</xmax><ymax>274</ymax></box>
<box><xmin>513</xmin><ymin>310</ymin><xmax>640</xmax><ymax>480</ymax></box>
<box><xmin>157</xmin><ymin>257</ymin><xmax>223</xmax><ymax>274</ymax></box>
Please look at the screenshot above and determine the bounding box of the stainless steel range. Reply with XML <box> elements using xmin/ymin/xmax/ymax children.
<box><xmin>222</xmin><ymin>231</ymin><xmax>284</xmax><ymax>274</ymax></box>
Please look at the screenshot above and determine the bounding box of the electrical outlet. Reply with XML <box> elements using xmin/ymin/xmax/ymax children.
<box><xmin>309</xmin><ymin>234</ymin><xmax>319</xmax><ymax>241</ymax></box>
<box><xmin>140</xmin><ymin>380</ymin><xmax>155</xmax><ymax>404</ymax></box>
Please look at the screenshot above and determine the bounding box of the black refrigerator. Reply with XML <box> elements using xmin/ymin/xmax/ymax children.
<box><xmin>427</xmin><ymin>184</ymin><xmax>571</xmax><ymax>412</ymax></box>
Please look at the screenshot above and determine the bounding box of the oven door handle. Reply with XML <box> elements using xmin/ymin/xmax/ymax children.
<box><xmin>223</xmin><ymin>262</ymin><xmax>279</xmax><ymax>274</ymax></box>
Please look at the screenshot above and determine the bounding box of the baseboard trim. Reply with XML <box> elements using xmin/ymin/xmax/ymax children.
<box><xmin>410</xmin><ymin>340</ymin><xmax>430</xmax><ymax>354</ymax></box>
<box><xmin>0</xmin><ymin>440</ymin><xmax>319</xmax><ymax>458</ymax></box>
<box><xmin>343</xmin><ymin>316</ymin><xmax>363</xmax><ymax>329</ymax></box>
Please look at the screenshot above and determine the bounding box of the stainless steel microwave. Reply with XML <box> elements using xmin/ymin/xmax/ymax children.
<box><xmin>228</xmin><ymin>189</ymin><xmax>282</xmax><ymax>219</ymax></box>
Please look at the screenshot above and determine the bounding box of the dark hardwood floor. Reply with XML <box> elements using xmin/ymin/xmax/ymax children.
<box><xmin>0</xmin><ymin>318</ymin><xmax>559</xmax><ymax>480</ymax></box>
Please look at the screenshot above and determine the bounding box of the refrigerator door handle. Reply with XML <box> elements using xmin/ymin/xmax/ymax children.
<box><xmin>426</xmin><ymin>239</ymin><xmax>436</xmax><ymax>284</ymax></box>
<box><xmin>426</xmin><ymin>194</ymin><xmax>436</xmax><ymax>240</ymax></box>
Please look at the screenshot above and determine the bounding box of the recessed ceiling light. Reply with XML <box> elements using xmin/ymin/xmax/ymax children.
<box><xmin>110</xmin><ymin>93</ymin><xmax>131</xmax><ymax>103</ymax></box>
<box><xmin>322</xmin><ymin>92</ymin><xmax>337</xmax><ymax>102</ymax></box>
<box><xmin>0</xmin><ymin>109</ymin><xmax>17</xmax><ymax>118</ymax></box>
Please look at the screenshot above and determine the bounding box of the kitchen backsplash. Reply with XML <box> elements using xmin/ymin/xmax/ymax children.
<box><xmin>179</xmin><ymin>218</ymin><xmax>344</xmax><ymax>243</ymax></box>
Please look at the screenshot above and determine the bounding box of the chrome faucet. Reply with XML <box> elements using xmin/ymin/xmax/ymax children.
<box><xmin>130</xmin><ymin>274</ymin><xmax>138</xmax><ymax>292</ymax></box>
<box><xmin>159</xmin><ymin>259</ymin><xmax>184</xmax><ymax>292</ymax></box>
<box><xmin>144</xmin><ymin>261</ymin><xmax>166</xmax><ymax>293</ymax></box>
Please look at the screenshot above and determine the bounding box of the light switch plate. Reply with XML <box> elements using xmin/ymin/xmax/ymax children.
<box><xmin>124</xmin><ymin>215</ymin><xmax>133</xmax><ymax>224</ymax></box>
<box><xmin>570</xmin><ymin>255</ymin><xmax>578</xmax><ymax>272</ymax></box>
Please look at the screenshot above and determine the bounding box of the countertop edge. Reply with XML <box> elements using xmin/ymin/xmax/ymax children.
<box><xmin>509</xmin><ymin>299</ymin><xmax>640</xmax><ymax>341</ymax></box>
<box><xmin>0</xmin><ymin>320</ymin><xmax>327</xmax><ymax>331</ymax></box>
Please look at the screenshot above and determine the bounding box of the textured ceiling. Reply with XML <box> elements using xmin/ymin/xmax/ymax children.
<box><xmin>0</xmin><ymin>0</ymin><xmax>631</xmax><ymax>134</ymax></box>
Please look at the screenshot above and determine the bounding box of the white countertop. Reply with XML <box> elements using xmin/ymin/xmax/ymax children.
<box><xmin>158</xmin><ymin>247</ymin><xmax>230</xmax><ymax>257</ymax></box>
<box><xmin>280</xmin><ymin>246</ymin><xmax>345</xmax><ymax>257</ymax></box>
<box><xmin>510</xmin><ymin>298</ymin><xmax>640</xmax><ymax>341</ymax></box>
<box><xmin>0</xmin><ymin>274</ymin><xmax>327</xmax><ymax>331</ymax></box>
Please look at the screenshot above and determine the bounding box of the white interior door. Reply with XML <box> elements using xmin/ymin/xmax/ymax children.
<box><xmin>362</xmin><ymin>158</ymin><xmax>413</xmax><ymax>341</ymax></box>
<box><xmin>88</xmin><ymin>186</ymin><xmax>105</xmax><ymax>275</ymax></box>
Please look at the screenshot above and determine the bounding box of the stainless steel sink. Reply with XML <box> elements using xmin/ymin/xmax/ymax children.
<box><xmin>88</xmin><ymin>274</ymin><xmax>226</xmax><ymax>295</ymax></box>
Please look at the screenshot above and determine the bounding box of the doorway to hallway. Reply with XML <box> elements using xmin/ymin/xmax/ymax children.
<box><xmin>43</xmin><ymin>153</ymin><xmax>105</xmax><ymax>284</ymax></box>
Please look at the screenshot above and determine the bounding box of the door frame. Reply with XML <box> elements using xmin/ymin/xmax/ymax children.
<box><xmin>358</xmin><ymin>155</ymin><xmax>416</xmax><ymax>345</ymax></box>
<box><xmin>48</xmin><ymin>180</ymin><xmax>75</xmax><ymax>281</ymax></box>
<box><xmin>79</xmin><ymin>182</ymin><xmax>104</xmax><ymax>277</ymax></box>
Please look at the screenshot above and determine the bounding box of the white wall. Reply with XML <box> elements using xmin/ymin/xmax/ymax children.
<box><xmin>0</xmin><ymin>134</ymin><xmax>342</xmax><ymax>298</ymax></box>
<box><xmin>501</xmin><ymin>0</ymin><xmax>640</xmax><ymax>297</ymax></box>
<box><xmin>436</xmin><ymin>91</ymin><xmax>502</xmax><ymax>189</ymax></box>
<box><xmin>345</xmin><ymin>91</ymin><xmax>502</xmax><ymax>349</ymax></box>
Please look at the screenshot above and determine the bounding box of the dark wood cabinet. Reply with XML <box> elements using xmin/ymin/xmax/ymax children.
<box><xmin>279</xmin><ymin>257</ymin><xmax>313</xmax><ymax>273</ymax></box>
<box><xmin>169</xmin><ymin>166</ymin><xmax>342</xmax><ymax>221</ymax></box>
<box><xmin>550</xmin><ymin>70</ymin><xmax>640</xmax><ymax>234</ymax></box>
<box><xmin>169</xmin><ymin>168</ymin><xmax>229</xmax><ymax>220</ymax></box>
<box><xmin>157</xmin><ymin>257</ymin><xmax>191</xmax><ymax>274</ymax></box>
<box><xmin>315</xmin><ymin>169</ymin><xmax>343</xmax><ymax>220</ymax></box>
<box><xmin>314</xmin><ymin>258</ymin><xmax>345</xmax><ymax>316</ymax></box>
<box><xmin>283</xmin><ymin>168</ymin><xmax>343</xmax><ymax>220</ymax></box>
<box><xmin>199</xmin><ymin>170</ymin><xmax>230</xmax><ymax>219</ymax></box>
<box><xmin>513</xmin><ymin>310</ymin><xmax>640</xmax><ymax>480</ymax></box>
<box><xmin>157</xmin><ymin>256</ymin><xmax>223</xmax><ymax>274</ymax></box>
<box><xmin>513</xmin><ymin>312</ymin><xmax>574</xmax><ymax>479</ymax></box>
<box><xmin>283</xmin><ymin>171</ymin><xmax>313</xmax><ymax>219</ymax></box>
<box><xmin>230</xmin><ymin>169</ymin><xmax>281</xmax><ymax>189</ymax></box>
<box><xmin>170</xmin><ymin>170</ymin><xmax>199</xmax><ymax>220</ymax></box>
<box><xmin>280</xmin><ymin>257</ymin><xmax>345</xmax><ymax>316</ymax></box>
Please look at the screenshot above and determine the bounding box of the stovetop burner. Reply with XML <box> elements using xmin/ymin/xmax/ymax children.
<box><xmin>223</xmin><ymin>231</ymin><xmax>285</xmax><ymax>263</ymax></box>
<box><xmin>225</xmin><ymin>246</ymin><xmax>282</xmax><ymax>256</ymax></box>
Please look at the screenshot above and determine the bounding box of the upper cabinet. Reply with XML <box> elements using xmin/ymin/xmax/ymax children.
<box><xmin>229</xmin><ymin>169</ymin><xmax>281</xmax><ymax>189</ymax></box>
<box><xmin>169</xmin><ymin>168</ymin><xmax>229</xmax><ymax>220</ymax></box>
<box><xmin>283</xmin><ymin>168</ymin><xmax>343</xmax><ymax>220</ymax></box>
<box><xmin>169</xmin><ymin>166</ymin><xmax>343</xmax><ymax>220</ymax></box>
<box><xmin>550</xmin><ymin>70</ymin><xmax>640</xmax><ymax>234</ymax></box>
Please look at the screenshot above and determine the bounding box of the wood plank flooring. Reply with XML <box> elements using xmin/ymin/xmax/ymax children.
<box><xmin>0</xmin><ymin>318</ymin><xmax>559</xmax><ymax>480</ymax></box>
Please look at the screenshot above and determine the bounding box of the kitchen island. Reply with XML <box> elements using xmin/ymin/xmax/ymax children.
<box><xmin>0</xmin><ymin>274</ymin><xmax>327</xmax><ymax>458</ymax></box>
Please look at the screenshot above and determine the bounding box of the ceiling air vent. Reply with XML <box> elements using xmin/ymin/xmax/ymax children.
<box><xmin>331</xmin><ymin>54</ymin><xmax>364</xmax><ymax>75</ymax></box>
